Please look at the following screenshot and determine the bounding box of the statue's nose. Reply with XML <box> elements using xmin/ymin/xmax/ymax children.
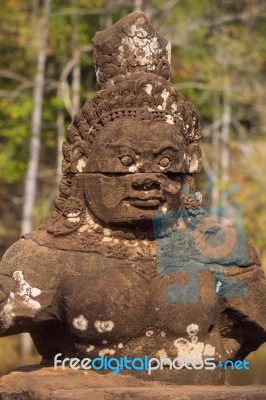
<box><xmin>138</xmin><ymin>161</ymin><xmax>152</xmax><ymax>173</ymax></box>
<box><xmin>131</xmin><ymin>174</ymin><xmax>161</xmax><ymax>191</ymax></box>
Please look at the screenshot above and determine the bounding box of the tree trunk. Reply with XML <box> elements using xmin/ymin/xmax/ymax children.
<box><xmin>100</xmin><ymin>0</ymin><xmax>113</xmax><ymax>29</ymax></box>
<box><xmin>20</xmin><ymin>0</ymin><xmax>51</xmax><ymax>364</ymax></box>
<box><xmin>220</xmin><ymin>82</ymin><xmax>231</xmax><ymax>223</ymax></box>
<box><xmin>71</xmin><ymin>0</ymin><xmax>80</xmax><ymax>114</ymax></box>
<box><xmin>211</xmin><ymin>95</ymin><xmax>221</xmax><ymax>210</ymax></box>
<box><xmin>56</xmin><ymin>109</ymin><xmax>65</xmax><ymax>185</ymax></box>
<box><xmin>221</xmin><ymin>83</ymin><xmax>231</xmax><ymax>186</ymax></box>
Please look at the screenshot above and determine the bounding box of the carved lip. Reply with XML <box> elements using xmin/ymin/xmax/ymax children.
<box><xmin>128</xmin><ymin>196</ymin><xmax>163</xmax><ymax>208</ymax></box>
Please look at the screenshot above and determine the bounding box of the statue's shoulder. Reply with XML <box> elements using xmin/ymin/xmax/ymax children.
<box><xmin>187</xmin><ymin>208</ymin><xmax>263</xmax><ymax>271</ymax></box>
<box><xmin>0</xmin><ymin>236</ymin><xmax>64</xmax><ymax>290</ymax></box>
<box><xmin>0</xmin><ymin>237</ymin><xmax>42</xmax><ymax>272</ymax></box>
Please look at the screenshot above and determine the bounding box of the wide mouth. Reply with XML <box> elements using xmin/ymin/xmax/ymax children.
<box><xmin>128</xmin><ymin>197</ymin><xmax>163</xmax><ymax>209</ymax></box>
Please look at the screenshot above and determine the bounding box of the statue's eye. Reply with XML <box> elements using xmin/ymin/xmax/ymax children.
<box><xmin>121</xmin><ymin>155</ymin><xmax>133</xmax><ymax>166</ymax></box>
<box><xmin>159</xmin><ymin>157</ymin><xmax>170</xmax><ymax>168</ymax></box>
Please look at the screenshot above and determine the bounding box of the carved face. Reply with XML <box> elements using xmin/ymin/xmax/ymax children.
<box><xmin>83</xmin><ymin>118</ymin><xmax>186</xmax><ymax>227</ymax></box>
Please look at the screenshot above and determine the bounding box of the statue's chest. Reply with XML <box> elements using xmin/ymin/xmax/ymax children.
<box><xmin>59</xmin><ymin>253</ymin><xmax>217</xmax><ymax>349</ymax></box>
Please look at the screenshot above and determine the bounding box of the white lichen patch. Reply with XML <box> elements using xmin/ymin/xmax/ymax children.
<box><xmin>0</xmin><ymin>271</ymin><xmax>41</xmax><ymax>329</ymax></box>
<box><xmin>88</xmin><ymin>219</ymin><xmax>95</xmax><ymax>229</ymax></box>
<box><xmin>76</xmin><ymin>158</ymin><xmax>87</xmax><ymax>172</ymax></box>
<box><xmin>161</xmin><ymin>331</ymin><xmax>166</xmax><ymax>337</ymax></box>
<box><xmin>102</xmin><ymin>235</ymin><xmax>115</xmax><ymax>244</ymax></box>
<box><xmin>165</xmin><ymin>114</ymin><xmax>174</xmax><ymax>125</ymax></box>
<box><xmin>13</xmin><ymin>271</ymin><xmax>41</xmax><ymax>309</ymax></box>
<box><xmin>67</xmin><ymin>212</ymin><xmax>80</xmax><ymax>224</ymax></box>
<box><xmin>157</xmin><ymin>89</ymin><xmax>169</xmax><ymax>111</ymax></box>
<box><xmin>187</xmin><ymin>323</ymin><xmax>199</xmax><ymax>337</ymax></box>
<box><xmin>128</xmin><ymin>23</ymin><xmax>148</xmax><ymax>38</ymax></box>
<box><xmin>188</xmin><ymin>155</ymin><xmax>199</xmax><ymax>173</ymax></box>
<box><xmin>166</xmin><ymin>41</ymin><xmax>171</xmax><ymax>64</ymax></box>
<box><xmin>103</xmin><ymin>228</ymin><xmax>112</xmax><ymax>237</ymax></box>
<box><xmin>12</xmin><ymin>271</ymin><xmax>40</xmax><ymax>298</ymax></box>
<box><xmin>86</xmin><ymin>345</ymin><xmax>95</xmax><ymax>353</ymax></box>
<box><xmin>118</xmin><ymin>24</ymin><xmax>161</xmax><ymax>73</ymax></box>
<box><xmin>118</xmin><ymin>343</ymin><xmax>123</xmax><ymax>349</ymax></box>
<box><xmin>124</xmin><ymin>240</ymin><xmax>138</xmax><ymax>248</ymax></box>
<box><xmin>73</xmin><ymin>315</ymin><xmax>88</xmax><ymax>331</ymax></box>
<box><xmin>95</xmin><ymin>68</ymin><xmax>101</xmax><ymax>86</ymax></box>
<box><xmin>216</xmin><ymin>281</ymin><xmax>222</xmax><ymax>293</ymax></box>
<box><xmin>156</xmin><ymin>349</ymin><xmax>171</xmax><ymax>365</ymax></box>
<box><xmin>171</xmin><ymin>102</ymin><xmax>177</xmax><ymax>113</ymax></box>
<box><xmin>101</xmin><ymin>236</ymin><xmax>113</xmax><ymax>243</ymax></box>
<box><xmin>99</xmin><ymin>348</ymin><xmax>116</xmax><ymax>356</ymax></box>
<box><xmin>93</xmin><ymin>224</ymin><xmax>101</xmax><ymax>231</ymax></box>
<box><xmin>173</xmin><ymin>323</ymin><xmax>216</xmax><ymax>364</ymax></box>
<box><xmin>128</xmin><ymin>162</ymin><xmax>140</xmax><ymax>172</ymax></box>
<box><xmin>204</xmin><ymin>344</ymin><xmax>215</xmax><ymax>357</ymax></box>
<box><xmin>145</xmin><ymin>83</ymin><xmax>153</xmax><ymax>95</ymax></box>
<box><xmin>78</xmin><ymin>211</ymin><xmax>96</xmax><ymax>233</ymax></box>
<box><xmin>67</xmin><ymin>212</ymin><xmax>79</xmax><ymax>218</ymax></box>
<box><xmin>94</xmin><ymin>320</ymin><xmax>114</xmax><ymax>333</ymax></box>
<box><xmin>146</xmin><ymin>330</ymin><xmax>154</xmax><ymax>337</ymax></box>
<box><xmin>30</xmin><ymin>288</ymin><xmax>40</xmax><ymax>297</ymax></box>
<box><xmin>0</xmin><ymin>299</ymin><xmax>15</xmax><ymax>329</ymax></box>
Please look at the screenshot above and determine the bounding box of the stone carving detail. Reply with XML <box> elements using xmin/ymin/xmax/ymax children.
<box><xmin>0</xmin><ymin>10</ymin><xmax>265</xmax><ymax>388</ymax></box>
<box><xmin>66</xmin><ymin>74</ymin><xmax>201</xmax><ymax>171</ymax></box>
<box><xmin>92</xmin><ymin>12</ymin><xmax>171</xmax><ymax>87</ymax></box>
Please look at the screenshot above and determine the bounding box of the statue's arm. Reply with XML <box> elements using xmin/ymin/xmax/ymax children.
<box><xmin>217</xmin><ymin>239</ymin><xmax>266</xmax><ymax>360</ymax></box>
<box><xmin>0</xmin><ymin>238</ymin><xmax>59</xmax><ymax>336</ymax></box>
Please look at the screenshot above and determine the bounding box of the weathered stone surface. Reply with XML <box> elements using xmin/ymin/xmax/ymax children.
<box><xmin>0</xmin><ymin>10</ymin><xmax>265</xmax><ymax>388</ymax></box>
<box><xmin>0</xmin><ymin>367</ymin><xmax>266</xmax><ymax>400</ymax></box>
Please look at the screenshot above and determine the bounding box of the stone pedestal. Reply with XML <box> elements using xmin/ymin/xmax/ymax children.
<box><xmin>0</xmin><ymin>366</ymin><xmax>265</xmax><ymax>400</ymax></box>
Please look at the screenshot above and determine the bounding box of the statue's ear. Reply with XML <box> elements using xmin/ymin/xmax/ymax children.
<box><xmin>188</xmin><ymin>143</ymin><xmax>202</xmax><ymax>173</ymax></box>
<box><xmin>70</xmin><ymin>141</ymin><xmax>90</xmax><ymax>173</ymax></box>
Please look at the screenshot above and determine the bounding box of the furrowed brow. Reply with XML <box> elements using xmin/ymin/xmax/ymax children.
<box><xmin>153</xmin><ymin>143</ymin><xmax>179</xmax><ymax>155</ymax></box>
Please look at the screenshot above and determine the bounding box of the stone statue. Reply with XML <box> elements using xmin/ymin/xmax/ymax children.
<box><xmin>0</xmin><ymin>11</ymin><xmax>265</xmax><ymax>389</ymax></box>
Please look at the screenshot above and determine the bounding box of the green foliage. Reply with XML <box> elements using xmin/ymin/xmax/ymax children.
<box><xmin>0</xmin><ymin>95</ymin><xmax>32</xmax><ymax>183</ymax></box>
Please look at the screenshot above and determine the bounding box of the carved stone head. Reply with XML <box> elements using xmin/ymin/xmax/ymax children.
<box><xmin>45</xmin><ymin>11</ymin><xmax>202</xmax><ymax>233</ymax></box>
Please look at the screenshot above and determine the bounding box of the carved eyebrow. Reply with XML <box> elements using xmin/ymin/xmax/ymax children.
<box><xmin>108</xmin><ymin>143</ymin><xmax>138</xmax><ymax>154</ymax></box>
<box><xmin>153</xmin><ymin>144</ymin><xmax>179</xmax><ymax>155</ymax></box>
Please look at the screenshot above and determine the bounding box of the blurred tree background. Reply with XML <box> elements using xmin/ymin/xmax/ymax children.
<box><xmin>0</xmin><ymin>0</ymin><xmax>265</xmax><ymax>384</ymax></box>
